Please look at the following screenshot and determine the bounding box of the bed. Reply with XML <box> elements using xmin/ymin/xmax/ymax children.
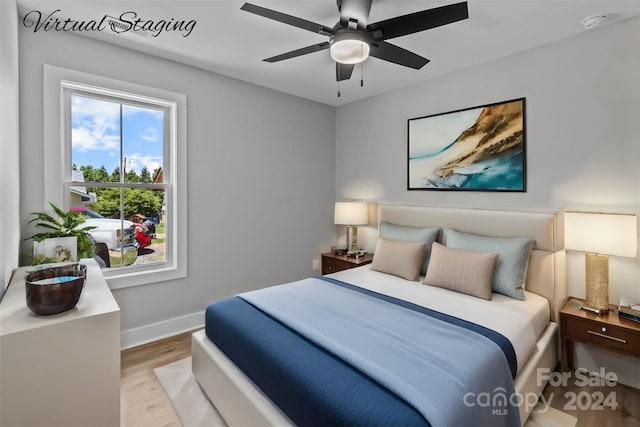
<box><xmin>192</xmin><ymin>205</ymin><xmax>566</xmax><ymax>426</ymax></box>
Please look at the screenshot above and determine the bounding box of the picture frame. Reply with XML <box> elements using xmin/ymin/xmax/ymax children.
<box><xmin>407</xmin><ymin>97</ymin><xmax>526</xmax><ymax>191</ymax></box>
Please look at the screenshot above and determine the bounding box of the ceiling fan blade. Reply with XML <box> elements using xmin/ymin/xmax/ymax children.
<box><xmin>337</xmin><ymin>0</ymin><xmax>373</xmax><ymax>28</ymax></box>
<box><xmin>369</xmin><ymin>41</ymin><xmax>429</xmax><ymax>69</ymax></box>
<box><xmin>264</xmin><ymin>42</ymin><xmax>330</xmax><ymax>63</ymax></box>
<box><xmin>367</xmin><ymin>1</ymin><xmax>468</xmax><ymax>41</ymax></box>
<box><xmin>336</xmin><ymin>63</ymin><xmax>355</xmax><ymax>81</ymax></box>
<box><xmin>241</xmin><ymin>3</ymin><xmax>334</xmax><ymax>36</ymax></box>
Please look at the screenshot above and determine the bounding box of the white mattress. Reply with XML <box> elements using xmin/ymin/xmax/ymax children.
<box><xmin>329</xmin><ymin>266</ymin><xmax>550</xmax><ymax>374</ymax></box>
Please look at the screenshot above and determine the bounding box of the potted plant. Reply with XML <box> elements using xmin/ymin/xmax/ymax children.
<box><xmin>26</xmin><ymin>202</ymin><xmax>96</xmax><ymax>265</ymax></box>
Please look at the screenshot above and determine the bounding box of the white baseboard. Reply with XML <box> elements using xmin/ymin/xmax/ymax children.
<box><xmin>120</xmin><ymin>311</ymin><xmax>204</xmax><ymax>350</ymax></box>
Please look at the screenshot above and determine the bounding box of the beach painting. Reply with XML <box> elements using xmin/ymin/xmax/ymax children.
<box><xmin>408</xmin><ymin>98</ymin><xmax>526</xmax><ymax>191</ymax></box>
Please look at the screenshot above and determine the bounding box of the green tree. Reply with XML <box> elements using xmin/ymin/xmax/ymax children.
<box><xmin>95</xmin><ymin>166</ymin><xmax>109</xmax><ymax>182</ymax></box>
<box><xmin>111</xmin><ymin>166</ymin><xmax>121</xmax><ymax>183</ymax></box>
<box><xmin>92</xmin><ymin>188</ymin><xmax>122</xmax><ymax>218</ymax></box>
<box><xmin>123</xmin><ymin>189</ymin><xmax>162</xmax><ymax>217</ymax></box>
<box><xmin>125</xmin><ymin>169</ymin><xmax>140</xmax><ymax>183</ymax></box>
<box><xmin>80</xmin><ymin>165</ymin><xmax>95</xmax><ymax>182</ymax></box>
<box><xmin>90</xmin><ymin>166</ymin><xmax>163</xmax><ymax>220</ymax></box>
<box><xmin>140</xmin><ymin>167</ymin><xmax>151</xmax><ymax>183</ymax></box>
<box><xmin>91</xmin><ymin>188</ymin><xmax>162</xmax><ymax>219</ymax></box>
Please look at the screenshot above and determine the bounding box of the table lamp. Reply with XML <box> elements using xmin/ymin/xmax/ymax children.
<box><xmin>334</xmin><ymin>202</ymin><xmax>368</xmax><ymax>255</ymax></box>
<box><xmin>564</xmin><ymin>211</ymin><xmax>637</xmax><ymax>314</ymax></box>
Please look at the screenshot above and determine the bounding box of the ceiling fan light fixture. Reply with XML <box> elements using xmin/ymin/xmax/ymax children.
<box><xmin>330</xmin><ymin>31</ymin><xmax>370</xmax><ymax>64</ymax></box>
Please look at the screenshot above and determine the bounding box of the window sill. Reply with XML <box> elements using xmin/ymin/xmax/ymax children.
<box><xmin>104</xmin><ymin>263</ymin><xmax>186</xmax><ymax>290</ymax></box>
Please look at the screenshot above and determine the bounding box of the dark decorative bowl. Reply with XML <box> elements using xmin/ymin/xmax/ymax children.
<box><xmin>25</xmin><ymin>264</ymin><xmax>87</xmax><ymax>315</ymax></box>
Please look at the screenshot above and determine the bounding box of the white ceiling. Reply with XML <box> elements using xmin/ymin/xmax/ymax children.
<box><xmin>16</xmin><ymin>0</ymin><xmax>640</xmax><ymax>106</ymax></box>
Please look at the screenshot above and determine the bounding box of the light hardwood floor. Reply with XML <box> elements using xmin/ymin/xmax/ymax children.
<box><xmin>121</xmin><ymin>330</ymin><xmax>195</xmax><ymax>427</ymax></box>
<box><xmin>122</xmin><ymin>331</ymin><xmax>640</xmax><ymax>427</ymax></box>
<box><xmin>542</xmin><ymin>377</ymin><xmax>640</xmax><ymax>427</ymax></box>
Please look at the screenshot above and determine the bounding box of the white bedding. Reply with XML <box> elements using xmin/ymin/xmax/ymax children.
<box><xmin>329</xmin><ymin>265</ymin><xmax>550</xmax><ymax>374</ymax></box>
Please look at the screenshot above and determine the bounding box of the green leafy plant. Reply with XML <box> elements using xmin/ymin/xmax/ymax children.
<box><xmin>27</xmin><ymin>202</ymin><xmax>97</xmax><ymax>259</ymax></box>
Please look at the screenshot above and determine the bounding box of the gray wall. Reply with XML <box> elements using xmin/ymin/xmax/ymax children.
<box><xmin>335</xmin><ymin>16</ymin><xmax>640</xmax><ymax>386</ymax></box>
<box><xmin>335</xmin><ymin>16</ymin><xmax>639</xmax><ymax>294</ymax></box>
<box><xmin>336</xmin><ymin>17</ymin><xmax>639</xmax><ymax>214</ymax></box>
<box><xmin>0</xmin><ymin>1</ymin><xmax>20</xmax><ymax>296</ymax></box>
<box><xmin>19</xmin><ymin>27</ymin><xmax>336</xmax><ymax>338</ymax></box>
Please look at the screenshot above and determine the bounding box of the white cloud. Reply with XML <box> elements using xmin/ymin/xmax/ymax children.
<box><xmin>71</xmin><ymin>96</ymin><xmax>120</xmax><ymax>153</ymax></box>
<box><xmin>72</xmin><ymin>126</ymin><xmax>120</xmax><ymax>152</ymax></box>
<box><xmin>140</xmin><ymin>127</ymin><xmax>158</xmax><ymax>143</ymax></box>
<box><xmin>124</xmin><ymin>154</ymin><xmax>162</xmax><ymax>175</ymax></box>
<box><xmin>72</xmin><ymin>96</ymin><xmax>119</xmax><ymax>125</ymax></box>
<box><xmin>123</xmin><ymin>104</ymin><xmax>163</xmax><ymax>120</ymax></box>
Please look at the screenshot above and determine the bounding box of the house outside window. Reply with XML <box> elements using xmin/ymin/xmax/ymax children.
<box><xmin>43</xmin><ymin>65</ymin><xmax>187</xmax><ymax>289</ymax></box>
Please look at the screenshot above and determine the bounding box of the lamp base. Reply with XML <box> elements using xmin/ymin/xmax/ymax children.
<box><xmin>583</xmin><ymin>253</ymin><xmax>609</xmax><ymax>314</ymax></box>
<box><xmin>580</xmin><ymin>304</ymin><xmax>605</xmax><ymax>315</ymax></box>
<box><xmin>345</xmin><ymin>225</ymin><xmax>360</xmax><ymax>255</ymax></box>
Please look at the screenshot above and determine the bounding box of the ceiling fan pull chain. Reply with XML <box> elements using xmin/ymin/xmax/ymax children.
<box><xmin>360</xmin><ymin>45</ymin><xmax>364</xmax><ymax>87</ymax></box>
<box><xmin>337</xmin><ymin>81</ymin><xmax>341</xmax><ymax>98</ymax></box>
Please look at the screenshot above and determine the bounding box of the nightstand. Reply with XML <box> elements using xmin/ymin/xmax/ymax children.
<box><xmin>559</xmin><ymin>297</ymin><xmax>640</xmax><ymax>370</ymax></box>
<box><xmin>321</xmin><ymin>252</ymin><xmax>374</xmax><ymax>275</ymax></box>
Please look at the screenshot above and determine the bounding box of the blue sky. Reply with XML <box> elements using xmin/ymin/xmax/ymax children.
<box><xmin>71</xmin><ymin>94</ymin><xmax>164</xmax><ymax>177</ymax></box>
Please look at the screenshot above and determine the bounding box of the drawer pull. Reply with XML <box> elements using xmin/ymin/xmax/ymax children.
<box><xmin>587</xmin><ymin>330</ymin><xmax>627</xmax><ymax>344</ymax></box>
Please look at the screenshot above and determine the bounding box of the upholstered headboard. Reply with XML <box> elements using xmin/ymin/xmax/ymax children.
<box><xmin>377</xmin><ymin>204</ymin><xmax>566</xmax><ymax>322</ymax></box>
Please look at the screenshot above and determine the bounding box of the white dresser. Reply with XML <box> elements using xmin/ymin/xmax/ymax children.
<box><xmin>0</xmin><ymin>259</ymin><xmax>121</xmax><ymax>427</ymax></box>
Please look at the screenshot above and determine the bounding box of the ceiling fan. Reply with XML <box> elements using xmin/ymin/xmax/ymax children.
<box><xmin>241</xmin><ymin>1</ymin><xmax>469</xmax><ymax>83</ymax></box>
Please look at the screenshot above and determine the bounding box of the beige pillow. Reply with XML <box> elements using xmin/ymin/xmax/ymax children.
<box><xmin>370</xmin><ymin>237</ymin><xmax>426</xmax><ymax>281</ymax></box>
<box><xmin>424</xmin><ymin>242</ymin><xmax>498</xmax><ymax>300</ymax></box>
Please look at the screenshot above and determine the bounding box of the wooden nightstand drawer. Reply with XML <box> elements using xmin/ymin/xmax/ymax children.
<box><xmin>322</xmin><ymin>257</ymin><xmax>352</xmax><ymax>274</ymax></box>
<box><xmin>321</xmin><ymin>253</ymin><xmax>373</xmax><ymax>275</ymax></box>
<box><xmin>564</xmin><ymin>316</ymin><xmax>640</xmax><ymax>356</ymax></box>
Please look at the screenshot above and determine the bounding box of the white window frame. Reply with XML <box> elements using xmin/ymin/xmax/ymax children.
<box><xmin>43</xmin><ymin>65</ymin><xmax>187</xmax><ymax>289</ymax></box>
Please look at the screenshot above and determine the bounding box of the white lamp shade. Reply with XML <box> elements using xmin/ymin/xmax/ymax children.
<box><xmin>564</xmin><ymin>211</ymin><xmax>637</xmax><ymax>257</ymax></box>
<box><xmin>334</xmin><ymin>202</ymin><xmax>368</xmax><ymax>225</ymax></box>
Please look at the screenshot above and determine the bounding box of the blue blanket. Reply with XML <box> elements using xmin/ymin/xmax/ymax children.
<box><xmin>205</xmin><ymin>297</ymin><xmax>428</xmax><ymax>426</ymax></box>
<box><xmin>238</xmin><ymin>277</ymin><xmax>520</xmax><ymax>427</ymax></box>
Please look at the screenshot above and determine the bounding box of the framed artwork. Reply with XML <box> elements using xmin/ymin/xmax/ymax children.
<box><xmin>407</xmin><ymin>97</ymin><xmax>526</xmax><ymax>191</ymax></box>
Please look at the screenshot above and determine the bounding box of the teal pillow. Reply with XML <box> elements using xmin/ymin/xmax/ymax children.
<box><xmin>443</xmin><ymin>228</ymin><xmax>534</xmax><ymax>300</ymax></box>
<box><xmin>380</xmin><ymin>222</ymin><xmax>440</xmax><ymax>276</ymax></box>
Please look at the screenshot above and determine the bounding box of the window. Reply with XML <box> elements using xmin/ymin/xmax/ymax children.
<box><xmin>44</xmin><ymin>65</ymin><xmax>186</xmax><ymax>289</ymax></box>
